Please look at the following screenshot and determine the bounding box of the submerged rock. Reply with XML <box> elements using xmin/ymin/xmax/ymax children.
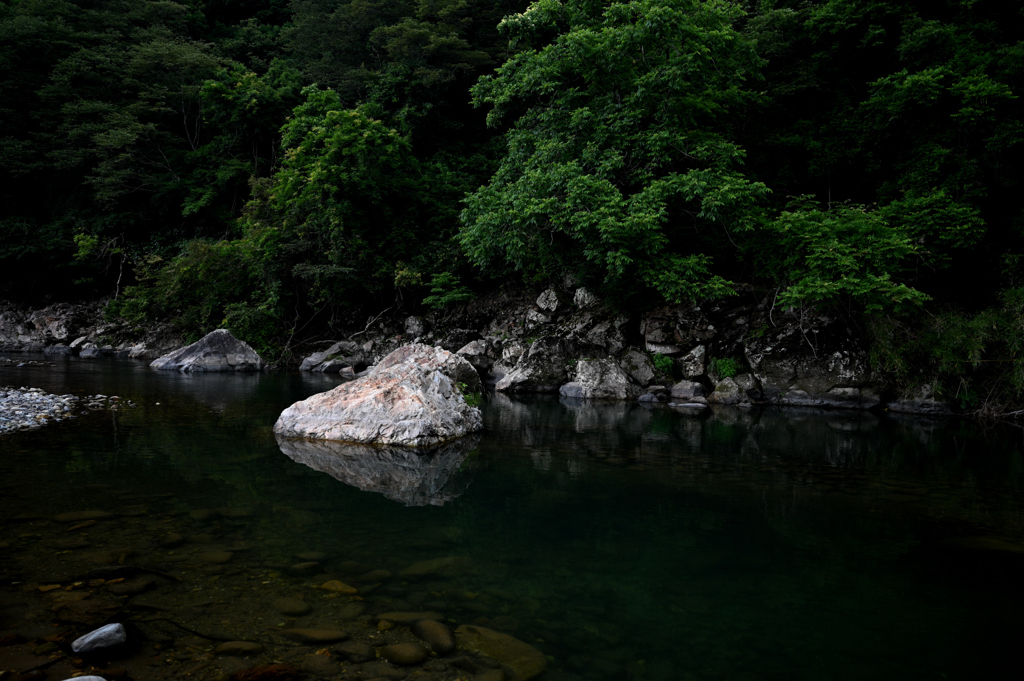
<box><xmin>150</xmin><ymin>329</ymin><xmax>263</xmax><ymax>372</ymax></box>
<box><xmin>277</xmin><ymin>434</ymin><xmax>477</xmax><ymax>506</ymax></box>
<box><xmin>455</xmin><ymin>625</ymin><xmax>547</xmax><ymax>680</ymax></box>
<box><xmin>216</xmin><ymin>641</ymin><xmax>265</xmax><ymax>656</ymax></box>
<box><xmin>274</xmin><ymin>343</ymin><xmax>482</xmax><ymax>446</ymax></box>
<box><xmin>413</xmin><ymin>619</ymin><xmax>456</xmax><ymax>655</ymax></box>
<box><xmin>279</xmin><ymin>629</ymin><xmax>349</xmax><ymax>644</ymax></box>
<box><xmin>398</xmin><ymin>557</ymin><xmax>469</xmax><ymax>578</ymax></box>
<box><xmin>384</xmin><ymin>642</ymin><xmax>429</xmax><ymax>665</ymax></box>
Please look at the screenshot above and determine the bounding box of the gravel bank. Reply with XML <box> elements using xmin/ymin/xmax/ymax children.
<box><xmin>0</xmin><ymin>387</ymin><xmax>130</xmax><ymax>435</ymax></box>
<box><xmin>0</xmin><ymin>387</ymin><xmax>78</xmax><ymax>434</ymax></box>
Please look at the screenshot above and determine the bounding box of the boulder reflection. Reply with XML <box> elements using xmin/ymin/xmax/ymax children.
<box><xmin>276</xmin><ymin>434</ymin><xmax>479</xmax><ymax>506</ymax></box>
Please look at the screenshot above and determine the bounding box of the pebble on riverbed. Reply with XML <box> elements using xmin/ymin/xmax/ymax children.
<box><xmin>71</xmin><ymin>622</ymin><xmax>127</xmax><ymax>653</ymax></box>
<box><xmin>0</xmin><ymin>386</ymin><xmax>133</xmax><ymax>435</ymax></box>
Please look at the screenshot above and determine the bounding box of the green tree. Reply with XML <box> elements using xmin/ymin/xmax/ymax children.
<box><xmin>460</xmin><ymin>0</ymin><xmax>768</xmax><ymax>304</ymax></box>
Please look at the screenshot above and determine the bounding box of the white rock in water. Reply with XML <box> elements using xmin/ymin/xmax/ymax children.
<box><xmin>71</xmin><ymin>622</ymin><xmax>127</xmax><ymax>653</ymax></box>
<box><xmin>274</xmin><ymin>343</ymin><xmax>482</xmax><ymax>447</ymax></box>
<box><xmin>60</xmin><ymin>677</ymin><xmax>107</xmax><ymax>681</ymax></box>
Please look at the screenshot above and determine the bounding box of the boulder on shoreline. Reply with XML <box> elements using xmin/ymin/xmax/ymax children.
<box><xmin>150</xmin><ymin>329</ymin><xmax>263</xmax><ymax>372</ymax></box>
<box><xmin>559</xmin><ymin>359</ymin><xmax>641</xmax><ymax>400</ymax></box>
<box><xmin>299</xmin><ymin>340</ymin><xmax>367</xmax><ymax>372</ymax></box>
<box><xmin>274</xmin><ymin>343</ymin><xmax>482</xmax><ymax>446</ymax></box>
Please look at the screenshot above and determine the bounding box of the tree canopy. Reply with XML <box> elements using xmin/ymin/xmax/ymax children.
<box><xmin>1</xmin><ymin>0</ymin><xmax>1023</xmax><ymax>398</ymax></box>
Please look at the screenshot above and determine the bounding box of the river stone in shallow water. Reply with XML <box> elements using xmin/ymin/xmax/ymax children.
<box><xmin>229</xmin><ymin>664</ymin><xmax>302</xmax><ymax>681</ymax></box>
<box><xmin>473</xmin><ymin>671</ymin><xmax>505</xmax><ymax>681</ymax></box>
<box><xmin>53</xmin><ymin>510</ymin><xmax>113</xmax><ymax>523</ymax></box>
<box><xmin>52</xmin><ymin>598</ymin><xmax>122</xmax><ymax>625</ymax></box>
<box><xmin>320</xmin><ymin>580</ymin><xmax>357</xmax><ymax>594</ymax></box>
<box><xmin>376</xmin><ymin>611</ymin><xmax>446</xmax><ymax>626</ymax></box>
<box><xmin>384</xmin><ymin>642</ymin><xmax>429</xmax><ymax>665</ymax></box>
<box><xmin>413</xmin><ymin>619</ymin><xmax>455</xmax><ymax>654</ymax></box>
<box><xmin>398</xmin><ymin>556</ymin><xmax>469</xmax><ymax>578</ymax></box>
<box><xmin>361</xmin><ymin>661</ymin><xmax>408</xmax><ymax>680</ymax></box>
<box><xmin>215</xmin><ymin>641</ymin><xmax>265</xmax><ymax>656</ymax></box>
<box><xmin>71</xmin><ymin>623</ymin><xmax>127</xmax><ymax>653</ymax></box>
<box><xmin>150</xmin><ymin>329</ymin><xmax>263</xmax><ymax>372</ymax></box>
<box><xmin>455</xmin><ymin>625</ymin><xmax>547</xmax><ymax>680</ymax></box>
<box><xmin>274</xmin><ymin>343</ymin><xmax>482</xmax><ymax>446</ymax></box>
<box><xmin>332</xmin><ymin>640</ymin><xmax>374</xmax><ymax>662</ymax></box>
<box><xmin>198</xmin><ymin>551</ymin><xmax>233</xmax><ymax>564</ymax></box>
<box><xmin>279</xmin><ymin>629</ymin><xmax>349</xmax><ymax>644</ymax></box>
<box><xmin>272</xmin><ymin>598</ymin><xmax>311</xmax><ymax>616</ymax></box>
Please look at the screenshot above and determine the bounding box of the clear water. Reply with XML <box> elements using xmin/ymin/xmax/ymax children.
<box><xmin>2</xmin><ymin>357</ymin><xmax>1023</xmax><ymax>680</ymax></box>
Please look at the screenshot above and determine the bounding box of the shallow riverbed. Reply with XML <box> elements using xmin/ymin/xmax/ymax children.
<box><xmin>1</xmin><ymin>356</ymin><xmax>1022</xmax><ymax>681</ymax></box>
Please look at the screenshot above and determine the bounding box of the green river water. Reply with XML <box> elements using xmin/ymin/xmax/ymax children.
<box><xmin>1</xmin><ymin>357</ymin><xmax>1022</xmax><ymax>681</ymax></box>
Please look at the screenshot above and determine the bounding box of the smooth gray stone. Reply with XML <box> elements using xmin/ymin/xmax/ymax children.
<box><xmin>71</xmin><ymin>622</ymin><xmax>126</xmax><ymax>653</ymax></box>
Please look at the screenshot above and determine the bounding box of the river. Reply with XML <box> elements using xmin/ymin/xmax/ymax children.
<box><xmin>1</xmin><ymin>357</ymin><xmax>1022</xmax><ymax>680</ymax></box>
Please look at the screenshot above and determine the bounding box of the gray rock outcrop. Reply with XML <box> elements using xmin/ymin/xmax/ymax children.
<box><xmin>150</xmin><ymin>329</ymin><xmax>263</xmax><ymax>372</ymax></box>
<box><xmin>300</xmin><ymin>340</ymin><xmax>366</xmax><ymax>372</ymax></box>
<box><xmin>0</xmin><ymin>300</ymin><xmax>180</xmax><ymax>358</ymax></box>
<box><xmin>886</xmin><ymin>384</ymin><xmax>951</xmax><ymax>415</ymax></box>
<box><xmin>274</xmin><ymin>343</ymin><xmax>482</xmax><ymax>446</ymax></box>
<box><xmin>536</xmin><ymin>287</ymin><xmax>570</xmax><ymax>313</ymax></box>
<box><xmin>560</xmin><ymin>359</ymin><xmax>641</xmax><ymax>400</ymax></box>
<box><xmin>670</xmin><ymin>380</ymin><xmax>706</xmax><ymax>403</ymax></box>
<box><xmin>679</xmin><ymin>344</ymin><xmax>706</xmax><ymax>378</ymax></box>
<box><xmin>707</xmin><ymin>374</ymin><xmax>759</xmax><ymax>406</ymax></box>
<box><xmin>495</xmin><ymin>337</ymin><xmax>570</xmax><ymax>393</ymax></box>
<box><xmin>620</xmin><ymin>349</ymin><xmax>656</xmax><ymax>386</ymax></box>
<box><xmin>405</xmin><ymin>316</ymin><xmax>429</xmax><ymax>338</ymax></box>
<box><xmin>456</xmin><ymin>338</ymin><xmax>503</xmax><ymax>380</ymax></box>
<box><xmin>744</xmin><ymin>322</ymin><xmax>877</xmax><ymax>408</ymax></box>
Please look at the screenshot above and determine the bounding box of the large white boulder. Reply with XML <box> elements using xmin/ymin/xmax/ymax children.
<box><xmin>274</xmin><ymin>344</ymin><xmax>482</xmax><ymax>446</ymax></box>
<box><xmin>150</xmin><ymin>329</ymin><xmax>263</xmax><ymax>372</ymax></box>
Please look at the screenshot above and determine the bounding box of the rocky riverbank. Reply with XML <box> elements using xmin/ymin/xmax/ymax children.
<box><xmin>0</xmin><ymin>387</ymin><xmax>130</xmax><ymax>435</ymax></box>
<box><xmin>0</xmin><ymin>299</ymin><xmax>181</xmax><ymax>360</ymax></box>
<box><xmin>1</xmin><ymin>285</ymin><xmax>955</xmax><ymax>416</ymax></box>
<box><xmin>295</xmin><ymin>283</ymin><xmax>953</xmax><ymax>417</ymax></box>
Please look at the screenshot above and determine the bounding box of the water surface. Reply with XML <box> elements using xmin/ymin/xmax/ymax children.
<box><xmin>1</xmin><ymin>357</ymin><xmax>1022</xmax><ymax>680</ymax></box>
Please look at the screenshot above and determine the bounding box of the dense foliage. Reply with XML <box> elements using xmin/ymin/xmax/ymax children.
<box><xmin>2</xmin><ymin>0</ymin><xmax>1024</xmax><ymax>404</ymax></box>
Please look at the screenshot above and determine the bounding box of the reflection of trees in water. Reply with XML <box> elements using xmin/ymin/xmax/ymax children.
<box><xmin>483</xmin><ymin>394</ymin><xmax>1024</xmax><ymax>538</ymax></box>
